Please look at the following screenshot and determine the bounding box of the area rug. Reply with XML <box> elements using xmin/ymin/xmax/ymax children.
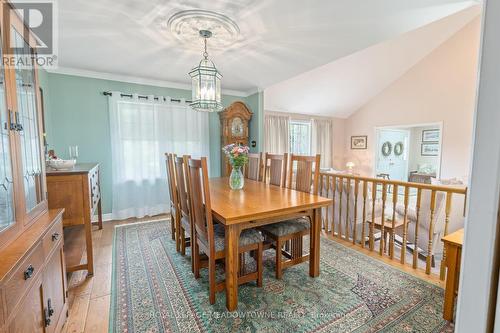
<box><xmin>109</xmin><ymin>220</ymin><xmax>453</xmax><ymax>333</ymax></box>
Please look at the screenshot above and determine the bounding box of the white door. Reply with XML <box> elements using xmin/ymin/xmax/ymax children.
<box><xmin>375</xmin><ymin>129</ymin><xmax>409</xmax><ymax>181</ymax></box>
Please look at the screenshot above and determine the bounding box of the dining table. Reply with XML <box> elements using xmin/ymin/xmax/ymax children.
<box><xmin>209</xmin><ymin>177</ymin><xmax>333</xmax><ymax>311</ymax></box>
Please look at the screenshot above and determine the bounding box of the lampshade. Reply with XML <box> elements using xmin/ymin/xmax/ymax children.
<box><xmin>346</xmin><ymin>161</ymin><xmax>355</xmax><ymax>169</ymax></box>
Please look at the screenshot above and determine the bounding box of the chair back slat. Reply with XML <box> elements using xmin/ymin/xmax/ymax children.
<box><xmin>245</xmin><ymin>153</ymin><xmax>261</xmax><ymax>181</ymax></box>
<box><xmin>187</xmin><ymin>157</ymin><xmax>214</xmax><ymax>248</ymax></box>
<box><xmin>174</xmin><ymin>155</ymin><xmax>191</xmax><ymax>218</ymax></box>
<box><xmin>264</xmin><ymin>153</ymin><xmax>288</xmax><ymax>187</ymax></box>
<box><xmin>165</xmin><ymin>153</ymin><xmax>178</xmax><ymax>207</ymax></box>
<box><xmin>287</xmin><ymin>154</ymin><xmax>321</xmax><ymax>194</ymax></box>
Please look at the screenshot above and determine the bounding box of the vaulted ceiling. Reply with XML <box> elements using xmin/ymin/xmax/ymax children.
<box><xmin>264</xmin><ymin>4</ymin><xmax>481</xmax><ymax>117</ymax></box>
<box><xmin>56</xmin><ymin>0</ymin><xmax>480</xmax><ymax>98</ymax></box>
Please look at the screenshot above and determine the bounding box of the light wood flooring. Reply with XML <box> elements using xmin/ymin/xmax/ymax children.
<box><xmin>62</xmin><ymin>216</ymin><xmax>443</xmax><ymax>332</ymax></box>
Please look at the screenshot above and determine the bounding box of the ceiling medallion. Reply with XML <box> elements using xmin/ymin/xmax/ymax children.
<box><xmin>167</xmin><ymin>10</ymin><xmax>240</xmax><ymax>49</ymax></box>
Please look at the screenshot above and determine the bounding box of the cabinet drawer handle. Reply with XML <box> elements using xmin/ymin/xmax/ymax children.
<box><xmin>48</xmin><ymin>298</ymin><xmax>54</xmax><ymax>316</ymax></box>
<box><xmin>24</xmin><ymin>265</ymin><xmax>35</xmax><ymax>280</ymax></box>
<box><xmin>52</xmin><ymin>232</ymin><xmax>60</xmax><ymax>241</ymax></box>
<box><xmin>14</xmin><ymin>112</ymin><xmax>23</xmax><ymax>131</ymax></box>
<box><xmin>44</xmin><ymin>307</ymin><xmax>51</xmax><ymax>327</ymax></box>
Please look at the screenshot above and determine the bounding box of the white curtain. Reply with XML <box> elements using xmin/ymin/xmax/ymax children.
<box><xmin>108</xmin><ymin>92</ymin><xmax>209</xmax><ymax>220</ymax></box>
<box><xmin>312</xmin><ymin>118</ymin><xmax>333</xmax><ymax>168</ymax></box>
<box><xmin>264</xmin><ymin>114</ymin><xmax>290</xmax><ymax>154</ymax></box>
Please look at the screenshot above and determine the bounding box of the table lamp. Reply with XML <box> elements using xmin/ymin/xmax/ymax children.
<box><xmin>346</xmin><ymin>161</ymin><xmax>355</xmax><ymax>173</ymax></box>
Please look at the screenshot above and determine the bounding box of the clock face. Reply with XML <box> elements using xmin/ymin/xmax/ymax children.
<box><xmin>231</xmin><ymin>117</ymin><xmax>244</xmax><ymax>136</ymax></box>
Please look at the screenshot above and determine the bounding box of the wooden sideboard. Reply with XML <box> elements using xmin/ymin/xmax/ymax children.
<box><xmin>442</xmin><ymin>228</ymin><xmax>464</xmax><ymax>321</ymax></box>
<box><xmin>0</xmin><ymin>209</ymin><xmax>67</xmax><ymax>332</ymax></box>
<box><xmin>46</xmin><ymin>163</ymin><xmax>103</xmax><ymax>276</ymax></box>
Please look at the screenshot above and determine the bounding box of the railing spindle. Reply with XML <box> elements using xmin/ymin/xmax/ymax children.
<box><xmin>353</xmin><ymin>179</ymin><xmax>359</xmax><ymax>245</ymax></box>
<box><xmin>324</xmin><ymin>175</ymin><xmax>330</xmax><ymax>233</ymax></box>
<box><xmin>331</xmin><ymin>175</ymin><xmax>336</xmax><ymax>237</ymax></box>
<box><xmin>440</xmin><ymin>192</ymin><xmax>453</xmax><ymax>280</ymax></box>
<box><xmin>413</xmin><ymin>188</ymin><xmax>422</xmax><ymax>269</ymax></box>
<box><xmin>426</xmin><ymin>190</ymin><xmax>437</xmax><ymax>274</ymax></box>
<box><xmin>345</xmin><ymin>178</ymin><xmax>351</xmax><ymax>241</ymax></box>
<box><xmin>401</xmin><ymin>186</ymin><xmax>409</xmax><ymax>265</ymax></box>
<box><xmin>338</xmin><ymin>177</ymin><xmax>343</xmax><ymax>239</ymax></box>
<box><xmin>362</xmin><ymin>181</ymin><xmax>367</xmax><ymax>248</ymax></box>
<box><xmin>390</xmin><ymin>184</ymin><xmax>398</xmax><ymax>259</ymax></box>
<box><xmin>380</xmin><ymin>183</ymin><xmax>387</xmax><ymax>256</ymax></box>
<box><xmin>370</xmin><ymin>181</ymin><xmax>376</xmax><ymax>251</ymax></box>
<box><xmin>319</xmin><ymin>174</ymin><xmax>325</xmax><ymax>230</ymax></box>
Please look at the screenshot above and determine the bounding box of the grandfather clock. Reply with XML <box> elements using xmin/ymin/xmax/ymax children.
<box><xmin>220</xmin><ymin>101</ymin><xmax>253</xmax><ymax>176</ymax></box>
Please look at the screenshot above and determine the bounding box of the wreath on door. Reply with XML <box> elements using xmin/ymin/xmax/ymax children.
<box><xmin>394</xmin><ymin>141</ymin><xmax>404</xmax><ymax>156</ymax></box>
<box><xmin>381</xmin><ymin>141</ymin><xmax>392</xmax><ymax>157</ymax></box>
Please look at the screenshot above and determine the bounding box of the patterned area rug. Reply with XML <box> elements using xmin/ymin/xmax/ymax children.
<box><xmin>109</xmin><ymin>220</ymin><xmax>453</xmax><ymax>333</ymax></box>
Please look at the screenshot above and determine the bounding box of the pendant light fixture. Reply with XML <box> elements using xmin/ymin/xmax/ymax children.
<box><xmin>188</xmin><ymin>30</ymin><xmax>223</xmax><ymax>112</ymax></box>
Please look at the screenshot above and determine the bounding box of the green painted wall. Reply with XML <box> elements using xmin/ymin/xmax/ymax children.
<box><xmin>246</xmin><ymin>91</ymin><xmax>264</xmax><ymax>153</ymax></box>
<box><xmin>40</xmin><ymin>71</ymin><xmax>262</xmax><ymax>215</ymax></box>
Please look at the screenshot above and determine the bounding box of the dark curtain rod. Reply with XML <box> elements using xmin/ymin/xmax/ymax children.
<box><xmin>102</xmin><ymin>91</ymin><xmax>192</xmax><ymax>103</ymax></box>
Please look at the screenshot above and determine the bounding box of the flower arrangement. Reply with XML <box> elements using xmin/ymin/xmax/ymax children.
<box><xmin>222</xmin><ymin>144</ymin><xmax>250</xmax><ymax>189</ymax></box>
<box><xmin>222</xmin><ymin>144</ymin><xmax>250</xmax><ymax>168</ymax></box>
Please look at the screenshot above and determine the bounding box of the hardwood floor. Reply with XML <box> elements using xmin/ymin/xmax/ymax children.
<box><xmin>62</xmin><ymin>215</ymin><xmax>443</xmax><ymax>332</ymax></box>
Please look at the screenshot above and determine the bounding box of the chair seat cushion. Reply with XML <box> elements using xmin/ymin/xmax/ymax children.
<box><xmin>260</xmin><ymin>217</ymin><xmax>310</xmax><ymax>237</ymax></box>
<box><xmin>213</xmin><ymin>224</ymin><xmax>264</xmax><ymax>252</ymax></box>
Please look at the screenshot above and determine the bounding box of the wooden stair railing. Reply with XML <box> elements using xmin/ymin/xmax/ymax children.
<box><xmin>318</xmin><ymin>172</ymin><xmax>467</xmax><ymax>278</ymax></box>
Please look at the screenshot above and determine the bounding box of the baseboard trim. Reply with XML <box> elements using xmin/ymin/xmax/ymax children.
<box><xmin>91</xmin><ymin>213</ymin><xmax>113</xmax><ymax>223</ymax></box>
<box><xmin>91</xmin><ymin>212</ymin><xmax>171</xmax><ymax>223</ymax></box>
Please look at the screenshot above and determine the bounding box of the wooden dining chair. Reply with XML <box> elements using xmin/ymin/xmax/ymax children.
<box><xmin>263</xmin><ymin>153</ymin><xmax>288</xmax><ymax>187</ymax></box>
<box><xmin>174</xmin><ymin>155</ymin><xmax>192</xmax><ymax>258</ymax></box>
<box><xmin>186</xmin><ymin>157</ymin><xmax>264</xmax><ymax>304</ymax></box>
<box><xmin>244</xmin><ymin>152</ymin><xmax>262</xmax><ymax>181</ymax></box>
<box><xmin>260</xmin><ymin>154</ymin><xmax>321</xmax><ymax>279</ymax></box>
<box><xmin>165</xmin><ymin>153</ymin><xmax>181</xmax><ymax>250</ymax></box>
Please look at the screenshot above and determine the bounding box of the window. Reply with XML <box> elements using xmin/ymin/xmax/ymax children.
<box><xmin>289</xmin><ymin>120</ymin><xmax>311</xmax><ymax>155</ymax></box>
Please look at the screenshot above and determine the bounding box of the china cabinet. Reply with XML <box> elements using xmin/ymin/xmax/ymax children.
<box><xmin>219</xmin><ymin>101</ymin><xmax>252</xmax><ymax>176</ymax></box>
<box><xmin>0</xmin><ymin>2</ymin><xmax>68</xmax><ymax>332</ymax></box>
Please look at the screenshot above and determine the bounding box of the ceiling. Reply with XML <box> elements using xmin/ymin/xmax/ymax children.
<box><xmin>264</xmin><ymin>4</ymin><xmax>481</xmax><ymax>118</ymax></box>
<box><xmin>55</xmin><ymin>0</ymin><xmax>480</xmax><ymax>96</ymax></box>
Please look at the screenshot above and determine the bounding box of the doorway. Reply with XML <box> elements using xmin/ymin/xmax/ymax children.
<box><xmin>375</xmin><ymin>129</ymin><xmax>410</xmax><ymax>181</ymax></box>
<box><xmin>375</xmin><ymin>123</ymin><xmax>442</xmax><ymax>182</ymax></box>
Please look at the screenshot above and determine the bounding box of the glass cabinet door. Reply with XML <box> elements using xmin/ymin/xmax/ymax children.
<box><xmin>0</xmin><ymin>35</ymin><xmax>15</xmax><ymax>232</ymax></box>
<box><xmin>12</xmin><ymin>29</ymin><xmax>45</xmax><ymax>214</ymax></box>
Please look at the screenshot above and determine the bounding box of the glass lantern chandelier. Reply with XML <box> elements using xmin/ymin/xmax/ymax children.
<box><xmin>189</xmin><ymin>30</ymin><xmax>223</xmax><ymax>112</ymax></box>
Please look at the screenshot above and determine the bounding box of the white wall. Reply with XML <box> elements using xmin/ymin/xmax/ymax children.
<box><xmin>343</xmin><ymin>17</ymin><xmax>480</xmax><ymax>179</ymax></box>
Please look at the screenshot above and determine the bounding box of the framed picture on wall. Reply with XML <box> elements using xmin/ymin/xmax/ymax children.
<box><xmin>422</xmin><ymin>129</ymin><xmax>440</xmax><ymax>142</ymax></box>
<box><xmin>351</xmin><ymin>135</ymin><xmax>367</xmax><ymax>149</ymax></box>
<box><xmin>421</xmin><ymin>143</ymin><xmax>440</xmax><ymax>156</ymax></box>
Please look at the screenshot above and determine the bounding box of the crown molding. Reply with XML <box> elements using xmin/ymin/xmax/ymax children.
<box><xmin>45</xmin><ymin>66</ymin><xmax>249</xmax><ymax>97</ymax></box>
<box><xmin>243</xmin><ymin>86</ymin><xmax>263</xmax><ymax>97</ymax></box>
